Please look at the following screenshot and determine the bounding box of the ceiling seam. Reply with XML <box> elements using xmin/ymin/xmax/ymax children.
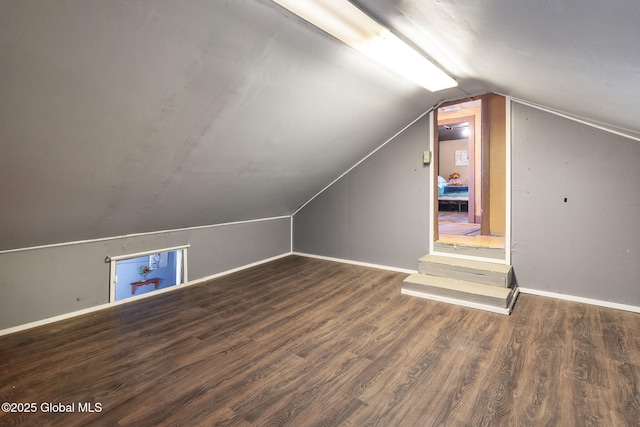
<box><xmin>0</xmin><ymin>215</ymin><xmax>292</xmax><ymax>255</ymax></box>
<box><xmin>291</xmin><ymin>105</ymin><xmax>438</xmax><ymax>218</ymax></box>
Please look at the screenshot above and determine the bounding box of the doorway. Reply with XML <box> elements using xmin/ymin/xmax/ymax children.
<box><xmin>437</xmin><ymin>115</ymin><xmax>476</xmax><ymax>229</ymax></box>
<box><xmin>432</xmin><ymin>95</ymin><xmax>508</xmax><ymax>261</ymax></box>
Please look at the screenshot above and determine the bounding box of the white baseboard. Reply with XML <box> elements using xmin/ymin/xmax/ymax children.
<box><xmin>0</xmin><ymin>252</ymin><xmax>292</xmax><ymax>337</ymax></box>
<box><xmin>0</xmin><ymin>303</ymin><xmax>113</xmax><ymax>337</ymax></box>
<box><xmin>187</xmin><ymin>252</ymin><xmax>292</xmax><ymax>285</ymax></box>
<box><xmin>519</xmin><ymin>288</ymin><xmax>640</xmax><ymax>314</ymax></box>
<box><xmin>292</xmin><ymin>252</ymin><xmax>417</xmax><ymax>275</ymax></box>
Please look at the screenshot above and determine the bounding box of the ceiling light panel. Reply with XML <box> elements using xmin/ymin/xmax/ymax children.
<box><xmin>273</xmin><ymin>0</ymin><xmax>458</xmax><ymax>92</ymax></box>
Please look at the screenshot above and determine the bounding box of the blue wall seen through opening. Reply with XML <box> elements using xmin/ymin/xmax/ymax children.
<box><xmin>114</xmin><ymin>251</ymin><xmax>181</xmax><ymax>300</ymax></box>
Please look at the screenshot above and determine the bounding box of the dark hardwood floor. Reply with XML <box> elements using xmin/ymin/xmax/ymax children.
<box><xmin>1</xmin><ymin>255</ymin><xmax>639</xmax><ymax>426</ymax></box>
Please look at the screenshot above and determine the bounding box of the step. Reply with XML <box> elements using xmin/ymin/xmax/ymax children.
<box><xmin>419</xmin><ymin>254</ymin><xmax>513</xmax><ymax>287</ymax></box>
<box><xmin>402</xmin><ymin>273</ymin><xmax>519</xmax><ymax>314</ymax></box>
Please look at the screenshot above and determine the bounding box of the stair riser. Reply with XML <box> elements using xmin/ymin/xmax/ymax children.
<box><xmin>403</xmin><ymin>281</ymin><xmax>514</xmax><ymax>309</ymax></box>
<box><xmin>419</xmin><ymin>262</ymin><xmax>512</xmax><ymax>287</ymax></box>
<box><xmin>401</xmin><ymin>287</ymin><xmax>519</xmax><ymax>315</ymax></box>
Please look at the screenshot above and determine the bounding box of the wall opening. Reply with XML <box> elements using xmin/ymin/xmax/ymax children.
<box><xmin>431</xmin><ymin>94</ymin><xmax>509</xmax><ymax>261</ymax></box>
<box><xmin>108</xmin><ymin>246</ymin><xmax>188</xmax><ymax>302</ymax></box>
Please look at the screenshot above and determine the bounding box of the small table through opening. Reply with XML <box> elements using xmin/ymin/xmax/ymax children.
<box><xmin>130</xmin><ymin>278</ymin><xmax>160</xmax><ymax>295</ymax></box>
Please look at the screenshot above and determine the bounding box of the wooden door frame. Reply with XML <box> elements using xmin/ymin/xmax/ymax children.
<box><xmin>480</xmin><ymin>95</ymin><xmax>491</xmax><ymax>235</ymax></box>
<box><xmin>432</xmin><ymin>113</ymin><xmax>439</xmax><ymax>242</ymax></box>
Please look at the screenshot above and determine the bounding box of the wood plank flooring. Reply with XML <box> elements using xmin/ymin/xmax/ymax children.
<box><xmin>439</xmin><ymin>211</ymin><xmax>481</xmax><ymax>236</ymax></box>
<box><xmin>1</xmin><ymin>255</ymin><xmax>639</xmax><ymax>426</ymax></box>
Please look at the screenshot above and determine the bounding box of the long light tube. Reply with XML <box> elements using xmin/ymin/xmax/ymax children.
<box><xmin>273</xmin><ymin>0</ymin><xmax>458</xmax><ymax>92</ymax></box>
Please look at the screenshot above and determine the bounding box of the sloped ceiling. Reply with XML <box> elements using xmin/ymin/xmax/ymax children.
<box><xmin>357</xmin><ymin>0</ymin><xmax>640</xmax><ymax>133</ymax></box>
<box><xmin>1</xmin><ymin>0</ymin><xmax>638</xmax><ymax>250</ymax></box>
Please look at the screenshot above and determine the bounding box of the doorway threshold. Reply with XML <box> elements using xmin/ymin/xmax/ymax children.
<box><xmin>434</xmin><ymin>236</ymin><xmax>505</xmax><ymax>261</ymax></box>
<box><xmin>437</xmin><ymin>234</ymin><xmax>504</xmax><ymax>248</ymax></box>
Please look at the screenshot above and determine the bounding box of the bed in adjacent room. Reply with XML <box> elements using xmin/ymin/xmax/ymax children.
<box><xmin>438</xmin><ymin>176</ymin><xmax>469</xmax><ymax>211</ymax></box>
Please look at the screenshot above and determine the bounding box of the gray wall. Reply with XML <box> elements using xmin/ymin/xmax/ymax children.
<box><xmin>293</xmin><ymin>114</ymin><xmax>431</xmax><ymax>270</ymax></box>
<box><xmin>294</xmin><ymin>102</ymin><xmax>640</xmax><ymax>308</ymax></box>
<box><xmin>0</xmin><ymin>217</ymin><xmax>290</xmax><ymax>330</ymax></box>
<box><xmin>511</xmin><ymin>103</ymin><xmax>640</xmax><ymax>306</ymax></box>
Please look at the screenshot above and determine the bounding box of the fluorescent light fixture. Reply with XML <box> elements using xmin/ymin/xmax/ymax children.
<box><xmin>273</xmin><ymin>0</ymin><xmax>457</xmax><ymax>92</ymax></box>
<box><xmin>441</xmin><ymin>105</ymin><xmax>462</xmax><ymax>112</ymax></box>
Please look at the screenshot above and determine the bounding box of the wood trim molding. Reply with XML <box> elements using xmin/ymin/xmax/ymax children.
<box><xmin>480</xmin><ymin>95</ymin><xmax>491</xmax><ymax>234</ymax></box>
<box><xmin>433</xmin><ymin>109</ymin><xmax>440</xmax><ymax>241</ymax></box>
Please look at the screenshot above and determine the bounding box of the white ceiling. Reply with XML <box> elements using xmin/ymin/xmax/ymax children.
<box><xmin>1</xmin><ymin>0</ymin><xmax>638</xmax><ymax>250</ymax></box>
